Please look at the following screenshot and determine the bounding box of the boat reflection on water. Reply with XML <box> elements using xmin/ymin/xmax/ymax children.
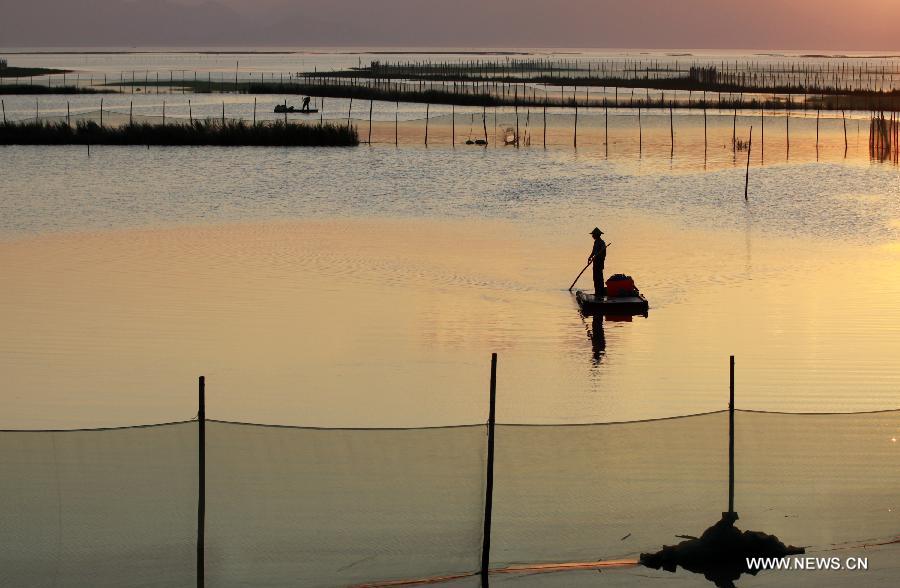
<box><xmin>586</xmin><ymin>314</ymin><xmax>606</xmax><ymax>365</ymax></box>
<box><xmin>577</xmin><ymin>279</ymin><xmax>650</xmax><ymax>367</ymax></box>
<box><xmin>583</xmin><ymin>312</ymin><xmax>648</xmax><ymax>366</ymax></box>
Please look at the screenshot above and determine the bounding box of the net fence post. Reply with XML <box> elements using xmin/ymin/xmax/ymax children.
<box><xmin>727</xmin><ymin>356</ymin><xmax>737</xmax><ymax>519</ymax></box>
<box><xmin>481</xmin><ymin>353</ymin><xmax>497</xmax><ymax>586</ymax></box>
<box><xmin>198</xmin><ymin>376</ymin><xmax>206</xmax><ymax>588</ymax></box>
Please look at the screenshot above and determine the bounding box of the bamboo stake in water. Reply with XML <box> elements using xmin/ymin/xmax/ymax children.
<box><xmin>189</xmin><ymin>100</ymin><xmax>193</xmax><ymax>124</ymax></box>
<box><xmin>543</xmin><ymin>105</ymin><xmax>547</xmax><ymax>148</ymax></box>
<box><xmin>395</xmin><ymin>101</ymin><xmax>399</xmax><ymax>147</ymax></box>
<box><xmin>573</xmin><ymin>102</ymin><xmax>578</xmax><ymax>148</ymax></box>
<box><xmin>1</xmin><ymin>99</ymin><xmax>5</xmax><ymax>124</ymax></box>
<box><xmin>842</xmin><ymin>110</ymin><xmax>848</xmax><ymax>154</ymax></box>
<box><xmin>425</xmin><ymin>103</ymin><xmax>429</xmax><ymax>146</ymax></box>
<box><xmin>728</xmin><ymin>356</ymin><xmax>735</xmax><ymax>515</ymax></box>
<box><xmin>451</xmin><ymin>104</ymin><xmax>455</xmax><ymax>147</ymax></box>
<box><xmin>100</xmin><ymin>98</ymin><xmax>104</xmax><ymax>127</ymax></box>
<box><xmin>638</xmin><ymin>107</ymin><xmax>642</xmax><ymax>156</ymax></box>
<box><xmin>732</xmin><ymin>109</ymin><xmax>737</xmax><ymax>152</ymax></box>
<box><xmin>368</xmin><ymin>99</ymin><xmax>374</xmax><ymax>145</ymax></box>
<box><xmin>745</xmin><ymin>126</ymin><xmax>753</xmax><ymax>201</ymax></box>
<box><xmin>163</xmin><ymin>100</ymin><xmax>166</xmax><ymax>126</ymax></box>
<box><xmin>669</xmin><ymin>105</ymin><xmax>674</xmax><ymax>155</ymax></box>
<box><xmin>786</xmin><ymin>112</ymin><xmax>790</xmax><ymax>160</ymax></box>
<box><xmin>514</xmin><ymin>105</ymin><xmax>520</xmax><ymax>148</ymax></box>
<box><xmin>198</xmin><ymin>376</ymin><xmax>206</xmax><ymax>588</ymax></box>
<box><xmin>128</xmin><ymin>101</ymin><xmax>132</xmax><ymax>126</ymax></box>
<box><xmin>480</xmin><ymin>353</ymin><xmax>498</xmax><ymax>587</ymax></box>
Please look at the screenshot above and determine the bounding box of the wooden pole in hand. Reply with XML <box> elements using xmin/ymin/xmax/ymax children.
<box><xmin>568</xmin><ymin>261</ymin><xmax>591</xmax><ymax>292</ymax></box>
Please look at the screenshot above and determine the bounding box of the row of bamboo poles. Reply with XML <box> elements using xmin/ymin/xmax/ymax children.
<box><xmin>358</xmin><ymin>58</ymin><xmax>900</xmax><ymax>94</ymax></box>
<box><xmin>869</xmin><ymin>112</ymin><xmax>900</xmax><ymax>162</ymax></box>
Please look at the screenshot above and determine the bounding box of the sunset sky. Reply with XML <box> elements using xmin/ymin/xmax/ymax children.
<box><xmin>3</xmin><ymin>0</ymin><xmax>900</xmax><ymax>49</ymax></box>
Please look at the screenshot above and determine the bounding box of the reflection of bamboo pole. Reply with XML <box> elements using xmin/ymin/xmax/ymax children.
<box><xmin>451</xmin><ymin>104</ymin><xmax>455</xmax><ymax>147</ymax></box>
<box><xmin>669</xmin><ymin>105</ymin><xmax>674</xmax><ymax>155</ymax></box>
<box><xmin>395</xmin><ymin>102</ymin><xmax>399</xmax><ymax>147</ymax></box>
<box><xmin>511</xmin><ymin>105</ymin><xmax>518</xmax><ymax>147</ymax></box>
<box><xmin>638</xmin><ymin>107</ymin><xmax>642</xmax><ymax>155</ymax></box>
<box><xmin>732</xmin><ymin>109</ymin><xmax>737</xmax><ymax>151</ymax></box>
<box><xmin>368</xmin><ymin>99</ymin><xmax>374</xmax><ymax>144</ymax></box>
<box><xmin>703</xmin><ymin>106</ymin><xmax>707</xmax><ymax>153</ymax></box>
<box><xmin>842</xmin><ymin>110</ymin><xmax>848</xmax><ymax>154</ymax></box>
<box><xmin>425</xmin><ymin>103</ymin><xmax>429</xmax><ymax>146</ymax></box>
<box><xmin>543</xmin><ymin>105</ymin><xmax>547</xmax><ymax>148</ymax></box>
<box><xmin>574</xmin><ymin>103</ymin><xmax>578</xmax><ymax>148</ymax></box>
<box><xmin>745</xmin><ymin>127</ymin><xmax>753</xmax><ymax>201</ymax></box>
<box><xmin>786</xmin><ymin>113</ymin><xmax>790</xmax><ymax>160</ymax></box>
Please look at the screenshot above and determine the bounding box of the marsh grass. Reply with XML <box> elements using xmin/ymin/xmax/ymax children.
<box><xmin>0</xmin><ymin>85</ymin><xmax>108</xmax><ymax>95</ymax></box>
<box><xmin>0</xmin><ymin>119</ymin><xmax>359</xmax><ymax>146</ymax></box>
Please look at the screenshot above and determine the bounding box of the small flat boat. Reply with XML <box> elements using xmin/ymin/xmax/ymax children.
<box><xmin>576</xmin><ymin>289</ymin><xmax>649</xmax><ymax>316</ymax></box>
<box><xmin>575</xmin><ymin>274</ymin><xmax>649</xmax><ymax>316</ymax></box>
<box><xmin>274</xmin><ymin>105</ymin><xmax>319</xmax><ymax>114</ymax></box>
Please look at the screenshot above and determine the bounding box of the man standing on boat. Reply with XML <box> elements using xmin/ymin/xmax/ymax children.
<box><xmin>588</xmin><ymin>227</ymin><xmax>607</xmax><ymax>297</ymax></box>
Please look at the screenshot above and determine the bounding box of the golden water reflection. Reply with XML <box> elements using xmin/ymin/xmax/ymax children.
<box><xmin>1</xmin><ymin>215</ymin><xmax>898</xmax><ymax>428</ymax></box>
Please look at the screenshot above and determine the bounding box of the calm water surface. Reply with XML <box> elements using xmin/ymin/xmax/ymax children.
<box><xmin>2</xmin><ymin>133</ymin><xmax>900</xmax><ymax>428</ymax></box>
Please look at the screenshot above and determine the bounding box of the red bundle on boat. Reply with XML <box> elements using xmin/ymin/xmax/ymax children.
<box><xmin>605</xmin><ymin>274</ymin><xmax>638</xmax><ymax>298</ymax></box>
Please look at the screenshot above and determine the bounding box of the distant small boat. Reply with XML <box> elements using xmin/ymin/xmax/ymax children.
<box><xmin>274</xmin><ymin>105</ymin><xmax>319</xmax><ymax>114</ymax></box>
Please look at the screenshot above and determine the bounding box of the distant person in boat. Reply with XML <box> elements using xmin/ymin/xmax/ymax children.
<box><xmin>588</xmin><ymin>227</ymin><xmax>607</xmax><ymax>297</ymax></box>
<box><xmin>302</xmin><ymin>96</ymin><xmax>311</xmax><ymax>111</ymax></box>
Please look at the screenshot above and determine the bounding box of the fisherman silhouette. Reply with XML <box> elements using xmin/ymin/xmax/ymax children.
<box><xmin>588</xmin><ymin>227</ymin><xmax>607</xmax><ymax>297</ymax></box>
<box><xmin>302</xmin><ymin>96</ymin><xmax>311</xmax><ymax>111</ymax></box>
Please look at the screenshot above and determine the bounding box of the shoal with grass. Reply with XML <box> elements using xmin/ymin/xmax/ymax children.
<box><xmin>0</xmin><ymin>120</ymin><xmax>359</xmax><ymax>146</ymax></box>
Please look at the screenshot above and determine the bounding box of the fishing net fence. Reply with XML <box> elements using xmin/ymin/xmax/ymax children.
<box><xmin>1</xmin><ymin>408</ymin><xmax>897</xmax><ymax>587</ymax></box>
